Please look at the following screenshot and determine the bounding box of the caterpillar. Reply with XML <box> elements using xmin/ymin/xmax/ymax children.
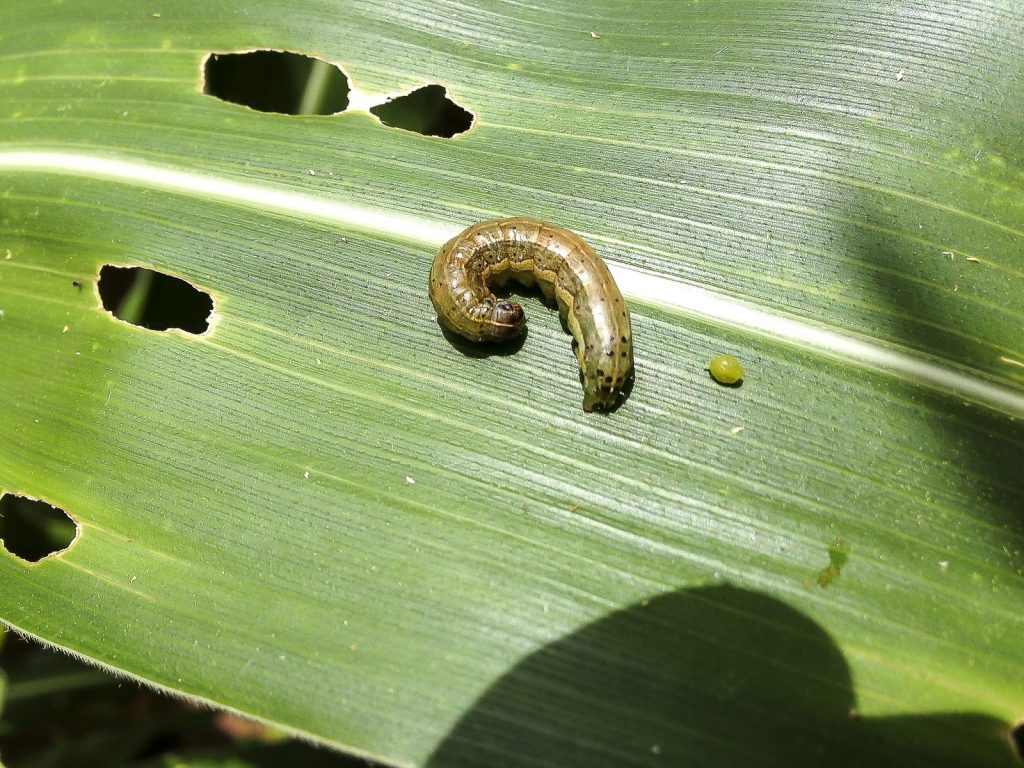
<box><xmin>429</xmin><ymin>217</ymin><xmax>633</xmax><ymax>412</ymax></box>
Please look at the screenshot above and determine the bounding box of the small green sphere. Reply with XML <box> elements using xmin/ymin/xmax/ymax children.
<box><xmin>708</xmin><ymin>354</ymin><xmax>744</xmax><ymax>385</ymax></box>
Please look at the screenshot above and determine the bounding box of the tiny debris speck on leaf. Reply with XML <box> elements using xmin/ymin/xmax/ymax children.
<box><xmin>896</xmin><ymin>69</ymin><xmax>905</xmax><ymax>81</ymax></box>
<box><xmin>405</xmin><ymin>475</ymin><xmax>415</xmax><ymax>484</ymax></box>
<box><xmin>303</xmin><ymin>470</ymin><xmax>309</xmax><ymax>479</ymax></box>
<box><xmin>817</xmin><ymin>537</ymin><xmax>849</xmax><ymax>587</ymax></box>
<box><xmin>590</xmin><ymin>31</ymin><xmax>600</xmax><ymax>39</ymax></box>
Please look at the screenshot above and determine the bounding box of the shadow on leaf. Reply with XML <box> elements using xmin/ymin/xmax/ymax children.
<box><xmin>427</xmin><ymin>586</ymin><xmax>1018</xmax><ymax>767</ymax></box>
<box><xmin>438</xmin><ymin>320</ymin><xmax>529</xmax><ymax>358</ymax></box>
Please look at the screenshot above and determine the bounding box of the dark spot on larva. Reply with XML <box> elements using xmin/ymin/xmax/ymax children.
<box><xmin>604</xmin><ymin>376</ymin><xmax>613</xmax><ymax>383</ymax></box>
<box><xmin>606</xmin><ymin>350</ymin><xmax>614</xmax><ymax>356</ymax></box>
<box><xmin>620</xmin><ymin>351</ymin><xmax>628</xmax><ymax>357</ymax></box>
<box><xmin>620</xmin><ymin>336</ymin><xmax>627</xmax><ymax>342</ymax></box>
<box><xmin>597</xmin><ymin>369</ymin><xmax>605</xmax><ymax>377</ymax></box>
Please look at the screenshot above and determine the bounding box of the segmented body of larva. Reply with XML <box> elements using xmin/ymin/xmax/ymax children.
<box><xmin>429</xmin><ymin>217</ymin><xmax>633</xmax><ymax>412</ymax></box>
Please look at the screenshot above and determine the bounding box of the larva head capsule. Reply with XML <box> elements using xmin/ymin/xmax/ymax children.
<box><xmin>490</xmin><ymin>300</ymin><xmax>525</xmax><ymax>339</ymax></box>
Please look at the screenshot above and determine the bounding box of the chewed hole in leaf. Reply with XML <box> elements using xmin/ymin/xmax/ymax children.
<box><xmin>98</xmin><ymin>266</ymin><xmax>214</xmax><ymax>334</ymax></box>
<box><xmin>0</xmin><ymin>494</ymin><xmax>78</xmax><ymax>563</ymax></box>
<box><xmin>203</xmin><ymin>50</ymin><xmax>351</xmax><ymax>115</ymax></box>
<box><xmin>370</xmin><ymin>84</ymin><xmax>473</xmax><ymax>137</ymax></box>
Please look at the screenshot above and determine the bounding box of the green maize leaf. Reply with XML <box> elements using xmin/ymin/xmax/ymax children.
<box><xmin>0</xmin><ymin>1</ymin><xmax>1021</xmax><ymax>766</ymax></box>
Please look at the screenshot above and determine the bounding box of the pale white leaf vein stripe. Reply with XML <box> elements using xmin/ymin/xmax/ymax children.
<box><xmin>2</xmin><ymin>150</ymin><xmax>1022</xmax><ymax>418</ymax></box>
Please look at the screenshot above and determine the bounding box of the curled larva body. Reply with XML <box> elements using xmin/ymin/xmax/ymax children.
<box><xmin>429</xmin><ymin>217</ymin><xmax>633</xmax><ymax>412</ymax></box>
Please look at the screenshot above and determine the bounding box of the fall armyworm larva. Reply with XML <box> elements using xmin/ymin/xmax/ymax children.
<box><xmin>429</xmin><ymin>217</ymin><xmax>633</xmax><ymax>412</ymax></box>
